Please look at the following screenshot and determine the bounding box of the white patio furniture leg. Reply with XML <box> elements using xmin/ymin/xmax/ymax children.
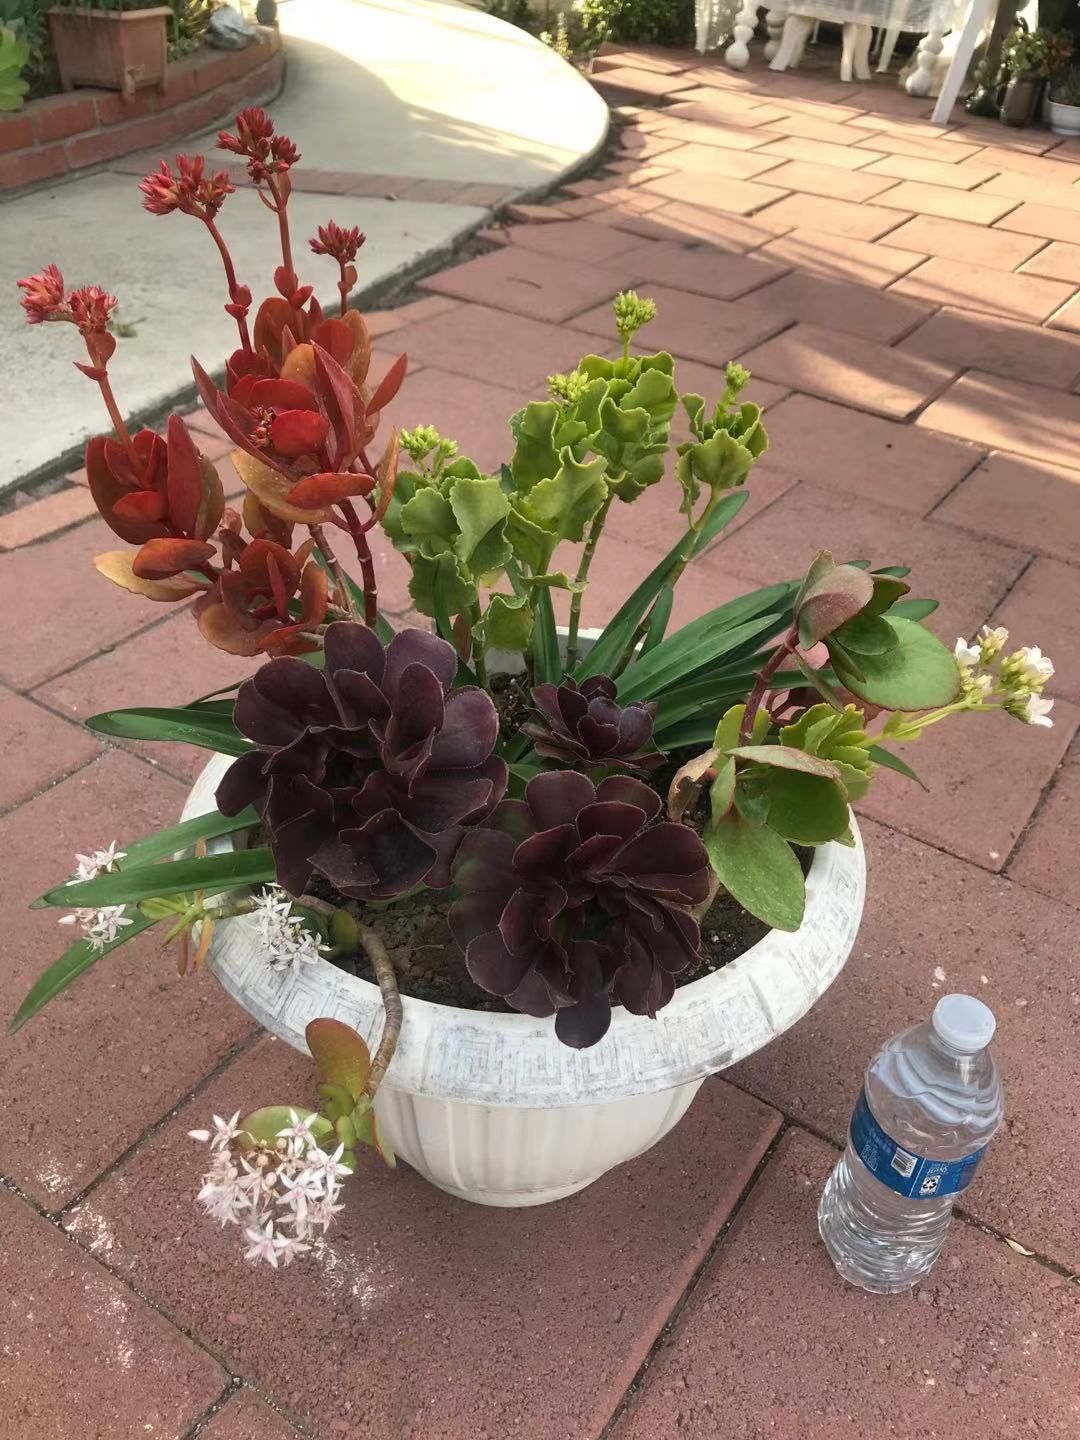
<box><xmin>906</xmin><ymin>0</ymin><xmax>949</xmax><ymax>96</ymax></box>
<box><xmin>931</xmin><ymin>0</ymin><xmax>995</xmax><ymax>122</ymax></box>
<box><xmin>725</xmin><ymin>0</ymin><xmax>760</xmax><ymax>67</ymax></box>
<box><xmin>853</xmin><ymin>21</ymin><xmax>873</xmax><ymax>78</ymax></box>
<box><xmin>876</xmin><ymin>23</ymin><xmax>900</xmax><ymax>71</ymax></box>
<box><xmin>764</xmin><ymin>7</ymin><xmax>787</xmax><ymax>60</ymax></box>
<box><xmin>840</xmin><ymin>21</ymin><xmax>856</xmax><ymax>80</ymax></box>
<box><xmin>770</xmin><ymin>13</ymin><xmax>813</xmax><ymax>71</ymax></box>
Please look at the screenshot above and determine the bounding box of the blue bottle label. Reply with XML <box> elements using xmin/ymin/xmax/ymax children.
<box><xmin>849</xmin><ymin>1087</ymin><xmax>986</xmax><ymax>1199</ymax></box>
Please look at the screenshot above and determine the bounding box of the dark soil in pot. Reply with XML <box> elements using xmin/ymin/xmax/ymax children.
<box><xmin>329</xmin><ymin>884</ymin><xmax>787</xmax><ymax>1012</ymax></box>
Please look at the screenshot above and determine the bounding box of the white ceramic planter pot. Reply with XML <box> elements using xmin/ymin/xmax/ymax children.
<box><xmin>182</xmin><ymin>756</ymin><xmax>865</xmax><ymax>1207</ymax></box>
<box><xmin>1047</xmin><ymin>98</ymin><xmax>1080</xmax><ymax>136</ymax></box>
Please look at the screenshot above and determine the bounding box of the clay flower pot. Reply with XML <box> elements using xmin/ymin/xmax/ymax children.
<box><xmin>47</xmin><ymin>6</ymin><xmax>171</xmax><ymax>100</ymax></box>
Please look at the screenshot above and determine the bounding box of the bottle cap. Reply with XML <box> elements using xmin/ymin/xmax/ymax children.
<box><xmin>932</xmin><ymin>993</ymin><xmax>996</xmax><ymax>1053</ymax></box>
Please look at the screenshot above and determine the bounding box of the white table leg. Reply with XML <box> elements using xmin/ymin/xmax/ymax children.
<box><xmin>905</xmin><ymin>0</ymin><xmax>948</xmax><ymax>97</ymax></box>
<box><xmin>764</xmin><ymin>7</ymin><xmax>787</xmax><ymax>60</ymax></box>
<box><xmin>931</xmin><ymin>0</ymin><xmax>994</xmax><ymax>123</ymax></box>
<box><xmin>876</xmin><ymin>24</ymin><xmax>900</xmax><ymax>72</ymax></box>
<box><xmin>725</xmin><ymin>0</ymin><xmax>761</xmax><ymax>67</ymax></box>
<box><xmin>853</xmin><ymin>21</ymin><xmax>873</xmax><ymax>78</ymax></box>
<box><xmin>770</xmin><ymin>13</ymin><xmax>813</xmax><ymax>71</ymax></box>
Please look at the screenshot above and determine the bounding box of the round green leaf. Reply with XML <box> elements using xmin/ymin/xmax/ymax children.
<box><xmin>705</xmin><ymin>811</ymin><xmax>805</xmax><ymax>932</ymax></box>
<box><xmin>832</xmin><ymin>617</ymin><xmax>960</xmax><ymax>710</ymax></box>
<box><xmin>765</xmin><ymin>770</ymin><xmax>850</xmax><ymax>844</ymax></box>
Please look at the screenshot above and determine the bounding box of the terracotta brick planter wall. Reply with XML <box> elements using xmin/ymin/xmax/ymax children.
<box><xmin>0</xmin><ymin>29</ymin><xmax>284</xmax><ymax>193</ymax></box>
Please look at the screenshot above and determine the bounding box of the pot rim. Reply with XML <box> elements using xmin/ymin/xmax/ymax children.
<box><xmin>183</xmin><ymin>752</ymin><xmax>866</xmax><ymax>1106</ymax></box>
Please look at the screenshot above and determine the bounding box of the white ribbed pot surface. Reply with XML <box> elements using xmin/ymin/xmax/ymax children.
<box><xmin>183</xmin><ymin>756</ymin><xmax>866</xmax><ymax>1207</ymax></box>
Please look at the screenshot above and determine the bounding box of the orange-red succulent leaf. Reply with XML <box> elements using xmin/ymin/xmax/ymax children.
<box><xmin>367</xmin><ymin>352</ymin><xmax>407</xmax><ymax>415</ymax></box>
<box><xmin>269</xmin><ymin>408</ymin><xmax>329</xmax><ymax>458</ymax></box>
<box><xmin>131</xmin><ymin>537</ymin><xmax>216</xmax><ymax>580</ymax></box>
<box><xmin>165</xmin><ymin>414</ymin><xmax>205</xmax><ymax>536</ymax></box>
<box><xmin>231</xmin><ymin>448</ymin><xmax>338</xmax><ymax>525</ymax></box>
<box><xmin>285</xmin><ymin>471</ymin><xmax>375</xmax><ymax>508</ymax></box>
<box><xmin>94</xmin><ymin>550</ymin><xmax>204</xmax><ymax>601</ymax></box>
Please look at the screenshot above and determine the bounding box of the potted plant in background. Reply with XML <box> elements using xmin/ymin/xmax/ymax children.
<box><xmin>1047</xmin><ymin>56</ymin><xmax>1080</xmax><ymax>130</ymax></box>
<box><xmin>997</xmin><ymin>21</ymin><xmax>1073</xmax><ymax>126</ymax></box>
<box><xmin>14</xmin><ymin>109</ymin><xmax>1056</xmax><ymax>1265</ymax></box>
<box><xmin>48</xmin><ymin>0</ymin><xmax>171</xmax><ymax>98</ymax></box>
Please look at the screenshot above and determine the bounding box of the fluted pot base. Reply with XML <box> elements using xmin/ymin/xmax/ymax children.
<box><xmin>374</xmin><ymin>1080</ymin><xmax>704</xmax><ymax>1206</ymax></box>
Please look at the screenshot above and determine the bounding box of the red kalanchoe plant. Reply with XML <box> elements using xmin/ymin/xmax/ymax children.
<box><xmin>216</xmin><ymin>623</ymin><xmax>508</xmax><ymax>898</ymax></box>
<box><xmin>524</xmin><ymin>674</ymin><xmax>663</xmax><ymax>775</ymax></box>
<box><xmin>310</xmin><ymin>221</ymin><xmax>366</xmax><ymax>317</ymax></box>
<box><xmin>450</xmin><ymin>772</ymin><xmax>711</xmax><ymax>1048</ymax></box>
<box><xmin>139</xmin><ymin>155</ymin><xmax>234</xmax><ymax>219</ymax></box>
<box><xmin>193</xmin><ymin>531</ymin><xmax>329</xmax><ymax>656</ymax></box>
<box><xmin>217</xmin><ymin>105</ymin><xmax>300</xmax><ymax>182</ymax></box>
<box><xmin>16</xmin><ymin>263</ymin><xmax>66</xmax><ymax>324</ymax></box>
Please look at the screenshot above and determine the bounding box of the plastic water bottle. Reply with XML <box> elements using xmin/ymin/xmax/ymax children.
<box><xmin>818</xmin><ymin>994</ymin><xmax>1003</xmax><ymax>1294</ymax></box>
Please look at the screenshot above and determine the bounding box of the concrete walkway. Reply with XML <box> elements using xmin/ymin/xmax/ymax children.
<box><xmin>0</xmin><ymin>0</ymin><xmax>607</xmax><ymax>489</ymax></box>
<box><xmin>4</xmin><ymin>39</ymin><xmax>1080</xmax><ymax>1440</ymax></box>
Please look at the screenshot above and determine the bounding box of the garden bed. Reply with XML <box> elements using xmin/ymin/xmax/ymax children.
<box><xmin>0</xmin><ymin>26</ymin><xmax>282</xmax><ymax>191</ymax></box>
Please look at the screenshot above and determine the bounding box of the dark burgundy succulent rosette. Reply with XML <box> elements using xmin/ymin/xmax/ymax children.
<box><xmin>523</xmin><ymin>674</ymin><xmax>663</xmax><ymax>775</ymax></box>
<box><xmin>217</xmin><ymin>622</ymin><xmax>507</xmax><ymax>899</ymax></box>
<box><xmin>449</xmin><ymin>771</ymin><xmax>710</xmax><ymax>1049</ymax></box>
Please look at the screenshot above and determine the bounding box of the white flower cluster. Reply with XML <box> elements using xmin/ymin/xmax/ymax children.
<box><xmin>191</xmin><ymin>1110</ymin><xmax>349</xmax><ymax>1267</ymax></box>
<box><xmin>250</xmin><ymin>888</ymin><xmax>328</xmax><ymax>973</ymax></box>
<box><xmin>955</xmin><ymin>626</ymin><xmax>1055</xmax><ymax>728</ymax></box>
<box><xmin>59</xmin><ymin>840</ymin><xmax>133</xmax><ymax>952</ymax></box>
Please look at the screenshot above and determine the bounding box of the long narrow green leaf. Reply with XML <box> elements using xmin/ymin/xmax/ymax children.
<box><xmin>531</xmin><ymin>587</ymin><xmax>560</xmax><ymax>686</ymax></box>
<box><xmin>641</xmin><ymin>585</ymin><xmax>673</xmax><ymax>656</ymax></box>
<box><xmin>619</xmin><ymin>609</ymin><xmax>787</xmax><ymax>703</ymax></box>
<box><xmin>183</xmin><ymin>698</ymin><xmax>238</xmax><ymax>716</ymax></box>
<box><xmin>123</xmin><ymin>805</ymin><xmax>259</xmax><ymax>868</ymax></box>
<box><xmin>575</xmin><ymin>491</ymin><xmax>749</xmax><ymax>681</ymax></box>
<box><xmin>868</xmin><ymin>743</ymin><xmax>927</xmax><ymax>790</ymax></box>
<box><xmin>31</xmin><ymin>807</ymin><xmax>259</xmax><ymax>909</ymax></box>
<box><xmin>653</xmin><ymin>673</ymin><xmax>756</xmax><ymax>735</ymax></box>
<box><xmin>10</xmin><ymin>911</ymin><xmax>160</xmax><ymax>1034</ymax></box>
<box><xmin>86</xmin><ymin>707</ymin><xmax>252</xmax><ymax>757</ymax></box>
<box><xmin>39</xmin><ymin>848</ymin><xmax>275</xmax><ymax>909</ymax></box>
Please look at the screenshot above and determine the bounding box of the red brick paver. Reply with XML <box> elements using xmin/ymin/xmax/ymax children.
<box><xmin>612</xmin><ymin>1131</ymin><xmax>1080</xmax><ymax>1440</ymax></box>
<box><xmin>67</xmin><ymin>1039</ymin><xmax>780</xmax><ymax>1440</ymax></box>
<box><xmin>0</xmin><ymin>1189</ymin><xmax>226</xmax><ymax>1438</ymax></box>
<box><xmin>6</xmin><ymin>43</ymin><xmax>1080</xmax><ymax>1440</ymax></box>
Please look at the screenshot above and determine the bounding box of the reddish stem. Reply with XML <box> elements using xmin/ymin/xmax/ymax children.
<box><xmin>340</xmin><ymin>500</ymin><xmax>377</xmax><ymax>626</ymax></box>
<box><xmin>91</xmin><ymin>360</ymin><xmax>138</xmax><ymax>465</ymax></box>
<box><xmin>267</xmin><ymin>175</ymin><xmax>294</xmax><ymax>280</ymax></box>
<box><xmin>203</xmin><ymin>216</ymin><xmax>252</xmax><ymax>353</ymax></box>
<box><xmin>337</xmin><ymin>263</ymin><xmax>349</xmax><ymax>319</ymax></box>
<box><xmin>739</xmin><ymin>629</ymin><xmax>798</xmax><ymax>745</ymax></box>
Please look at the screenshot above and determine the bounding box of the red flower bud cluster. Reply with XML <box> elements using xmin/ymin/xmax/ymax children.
<box><xmin>309</xmin><ymin>221</ymin><xmax>366</xmax><ymax>266</ymax></box>
<box><xmin>139</xmin><ymin>155</ymin><xmax>235</xmax><ymax>220</ymax></box>
<box><xmin>16</xmin><ymin>264</ymin><xmax>65</xmax><ymax>324</ymax></box>
<box><xmin>16</xmin><ymin>266</ymin><xmax>117</xmax><ymax>336</ymax></box>
<box><xmin>217</xmin><ymin>107</ymin><xmax>300</xmax><ymax>184</ymax></box>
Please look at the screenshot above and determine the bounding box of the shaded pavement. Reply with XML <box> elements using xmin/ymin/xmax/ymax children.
<box><xmin>3</xmin><ymin>41</ymin><xmax>1080</xmax><ymax>1440</ymax></box>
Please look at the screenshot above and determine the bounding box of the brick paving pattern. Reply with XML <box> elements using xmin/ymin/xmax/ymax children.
<box><xmin>2</xmin><ymin>42</ymin><xmax>1080</xmax><ymax>1440</ymax></box>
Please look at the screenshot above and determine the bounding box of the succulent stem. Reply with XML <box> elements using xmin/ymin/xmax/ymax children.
<box><xmin>203</xmin><ymin>217</ymin><xmax>252</xmax><ymax>354</ymax></box>
<box><xmin>566</xmin><ymin>493</ymin><xmax>612</xmax><ymax>673</ymax></box>
<box><xmin>739</xmin><ymin>628</ymin><xmax>799</xmax><ymax>744</ymax></box>
<box><xmin>339</xmin><ymin>501</ymin><xmax>378</xmax><ymax>626</ymax></box>
<box><xmin>310</xmin><ymin>524</ymin><xmax>358</xmax><ymax>618</ymax></box>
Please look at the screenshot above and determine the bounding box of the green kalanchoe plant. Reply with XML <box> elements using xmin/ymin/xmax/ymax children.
<box><xmin>15</xmin><ymin>252</ymin><xmax>1057</xmax><ymax>1267</ymax></box>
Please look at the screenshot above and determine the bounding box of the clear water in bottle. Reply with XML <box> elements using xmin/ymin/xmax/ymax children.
<box><xmin>818</xmin><ymin>993</ymin><xmax>1004</xmax><ymax>1295</ymax></box>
